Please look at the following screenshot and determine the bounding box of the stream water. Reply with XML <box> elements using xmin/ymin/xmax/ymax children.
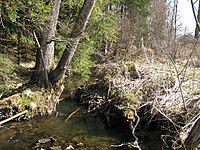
<box><xmin>0</xmin><ymin>99</ymin><xmax>128</xmax><ymax>150</ymax></box>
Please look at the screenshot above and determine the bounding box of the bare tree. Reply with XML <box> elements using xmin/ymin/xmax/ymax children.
<box><xmin>194</xmin><ymin>0</ymin><xmax>200</xmax><ymax>38</ymax></box>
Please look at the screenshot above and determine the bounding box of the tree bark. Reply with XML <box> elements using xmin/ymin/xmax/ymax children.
<box><xmin>49</xmin><ymin>0</ymin><xmax>96</xmax><ymax>84</ymax></box>
<box><xmin>43</xmin><ymin>0</ymin><xmax>61</xmax><ymax>71</ymax></box>
<box><xmin>33</xmin><ymin>0</ymin><xmax>61</xmax><ymax>87</ymax></box>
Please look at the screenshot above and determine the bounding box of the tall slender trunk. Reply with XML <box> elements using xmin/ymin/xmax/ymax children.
<box><xmin>195</xmin><ymin>0</ymin><xmax>200</xmax><ymax>38</ymax></box>
<box><xmin>49</xmin><ymin>0</ymin><xmax>96</xmax><ymax>85</ymax></box>
<box><xmin>33</xmin><ymin>0</ymin><xmax>61</xmax><ymax>87</ymax></box>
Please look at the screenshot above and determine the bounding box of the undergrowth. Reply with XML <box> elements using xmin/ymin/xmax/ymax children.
<box><xmin>0</xmin><ymin>53</ymin><xmax>15</xmax><ymax>74</ymax></box>
<box><xmin>0</xmin><ymin>54</ymin><xmax>16</xmax><ymax>98</ymax></box>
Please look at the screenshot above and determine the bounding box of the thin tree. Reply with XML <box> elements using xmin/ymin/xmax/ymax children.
<box><xmin>191</xmin><ymin>0</ymin><xmax>200</xmax><ymax>38</ymax></box>
<box><xmin>195</xmin><ymin>0</ymin><xmax>200</xmax><ymax>38</ymax></box>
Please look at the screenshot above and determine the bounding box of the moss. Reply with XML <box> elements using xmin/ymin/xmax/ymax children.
<box><xmin>185</xmin><ymin>88</ymin><xmax>200</xmax><ymax>95</ymax></box>
<box><xmin>123</xmin><ymin>92</ymin><xmax>136</xmax><ymax>101</ymax></box>
<box><xmin>20</xmin><ymin>96</ymin><xmax>37</xmax><ymax>106</ymax></box>
<box><xmin>0</xmin><ymin>54</ymin><xmax>16</xmax><ymax>98</ymax></box>
<box><xmin>126</xmin><ymin>61</ymin><xmax>136</xmax><ymax>71</ymax></box>
<box><xmin>125</xmin><ymin>61</ymin><xmax>140</xmax><ymax>79</ymax></box>
<box><xmin>72</xmin><ymin>136</ymin><xmax>83</xmax><ymax>144</ymax></box>
<box><xmin>0</xmin><ymin>76</ymin><xmax>10</xmax><ymax>98</ymax></box>
<box><xmin>197</xmin><ymin>144</ymin><xmax>200</xmax><ymax>149</ymax></box>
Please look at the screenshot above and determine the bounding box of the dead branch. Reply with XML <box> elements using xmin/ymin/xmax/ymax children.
<box><xmin>154</xmin><ymin>107</ymin><xmax>181</xmax><ymax>129</ymax></box>
<box><xmin>65</xmin><ymin>108</ymin><xmax>81</xmax><ymax>123</ymax></box>
<box><xmin>0</xmin><ymin>110</ymin><xmax>28</xmax><ymax>125</ymax></box>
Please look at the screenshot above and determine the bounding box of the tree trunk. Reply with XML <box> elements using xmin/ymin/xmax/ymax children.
<box><xmin>49</xmin><ymin>0</ymin><xmax>96</xmax><ymax>85</ymax></box>
<box><xmin>195</xmin><ymin>0</ymin><xmax>200</xmax><ymax>38</ymax></box>
<box><xmin>33</xmin><ymin>0</ymin><xmax>61</xmax><ymax>87</ymax></box>
<box><xmin>42</xmin><ymin>0</ymin><xmax>61</xmax><ymax>71</ymax></box>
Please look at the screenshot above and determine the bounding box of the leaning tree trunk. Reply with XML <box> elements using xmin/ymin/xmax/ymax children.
<box><xmin>33</xmin><ymin>0</ymin><xmax>61</xmax><ymax>88</ymax></box>
<box><xmin>49</xmin><ymin>0</ymin><xmax>97</xmax><ymax>85</ymax></box>
<box><xmin>183</xmin><ymin>116</ymin><xmax>200</xmax><ymax>150</ymax></box>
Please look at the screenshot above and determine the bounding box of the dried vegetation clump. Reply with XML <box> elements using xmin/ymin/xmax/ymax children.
<box><xmin>72</xmin><ymin>61</ymin><xmax>200</xmax><ymax>149</ymax></box>
<box><xmin>0</xmin><ymin>84</ymin><xmax>64</xmax><ymax>122</ymax></box>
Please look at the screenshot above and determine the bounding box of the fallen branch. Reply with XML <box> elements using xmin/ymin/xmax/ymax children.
<box><xmin>65</xmin><ymin>108</ymin><xmax>81</xmax><ymax>123</ymax></box>
<box><xmin>0</xmin><ymin>110</ymin><xmax>28</xmax><ymax>125</ymax></box>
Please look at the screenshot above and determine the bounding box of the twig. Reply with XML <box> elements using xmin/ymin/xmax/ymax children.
<box><xmin>65</xmin><ymin>108</ymin><xmax>81</xmax><ymax>123</ymax></box>
<box><xmin>182</xmin><ymin>113</ymin><xmax>200</xmax><ymax>130</ymax></box>
<box><xmin>33</xmin><ymin>31</ymin><xmax>41</xmax><ymax>48</ymax></box>
<box><xmin>0</xmin><ymin>110</ymin><xmax>28</xmax><ymax>125</ymax></box>
<box><xmin>166</xmin><ymin>51</ymin><xmax>188</xmax><ymax>112</ymax></box>
<box><xmin>111</xmin><ymin>142</ymin><xmax>142</xmax><ymax>150</ymax></box>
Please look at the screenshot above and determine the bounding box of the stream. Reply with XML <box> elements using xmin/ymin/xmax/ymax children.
<box><xmin>0</xmin><ymin>77</ymin><xmax>163</xmax><ymax>150</ymax></box>
<box><xmin>0</xmin><ymin>99</ymin><xmax>128</xmax><ymax>150</ymax></box>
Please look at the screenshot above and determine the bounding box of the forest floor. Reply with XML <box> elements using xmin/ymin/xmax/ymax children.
<box><xmin>0</xmin><ymin>53</ymin><xmax>63</xmax><ymax>122</ymax></box>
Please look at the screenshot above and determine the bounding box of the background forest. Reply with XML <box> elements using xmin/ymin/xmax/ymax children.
<box><xmin>1</xmin><ymin>0</ymin><xmax>193</xmax><ymax>81</ymax></box>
